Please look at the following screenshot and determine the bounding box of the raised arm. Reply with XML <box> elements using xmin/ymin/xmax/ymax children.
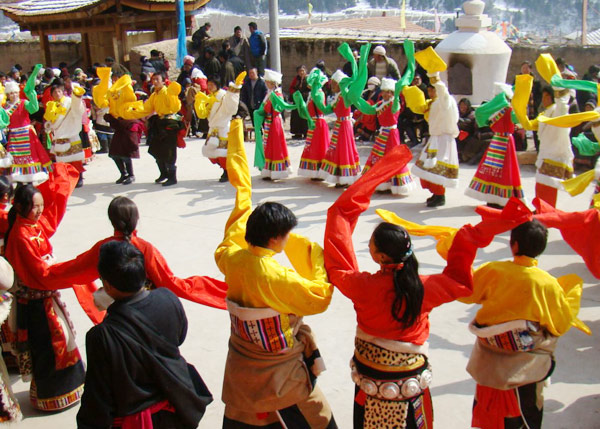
<box><xmin>270</xmin><ymin>90</ymin><xmax>296</xmax><ymax>113</ymax></box>
<box><xmin>23</xmin><ymin>64</ymin><xmax>42</xmax><ymax>114</ymax></box>
<box><xmin>215</xmin><ymin>118</ymin><xmax>252</xmax><ymax>272</ymax></box>
<box><xmin>311</xmin><ymin>87</ymin><xmax>333</xmax><ymax>115</ymax></box>
<box><xmin>37</xmin><ymin>163</ymin><xmax>80</xmax><ymax>237</ymax></box>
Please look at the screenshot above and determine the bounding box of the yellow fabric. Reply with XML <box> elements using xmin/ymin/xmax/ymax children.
<box><xmin>414</xmin><ymin>47</ymin><xmax>447</xmax><ymax>74</ymax></box>
<box><xmin>376</xmin><ymin>209</ymin><xmax>457</xmax><ymax>260</ymax></box>
<box><xmin>125</xmin><ymin>83</ymin><xmax>181</xmax><ymax>119</ymax></box>
<box><xmin>535</xmin><ymin>54</ymin><xmax>561</xmax><ymax>84</ymax></box>
<box><xmin>214</xmin><ymin>119</ymin><xmax>333</xmax><ymax>316</ymax></box>
<box><xmin>234</xmin><ymin>71</ymin><xmax>247</xmax><ymax>87</ymax></box>
<box><xmin>402</xmin><ymin>86</ymin><xmax>432</xmax><ymax>121</ymax></box>
<box><xmin>562</xmin><ymin>169</ymin><xmax>595</xmax><ymax>196</ymax></box>
<box><xmin>43</xmin><ymin>96</ymin><xmax>68</xmax><ymax>123</ymax></box>
<box><xmin>538</xmin><ymin>111</ymin><xmax>600</xmax><ymax>127</ymax></box>
<box><xmin>92</xmin><ymin>67</ymin><xmax>111</xmax><ymax>108</ymax></box>
<box><xmin>461</xmin><ymin>256</ymin><xmax>589</xmax><ymax>336</ymax></box>
<box><xmin>0</xmin><ymin>83</ymin><xmax>5</xmax><ymax>106</ymax></box>
<box><xmin>108</xmin><ymin>75</ymin><xmax>140</xmax><ymax>119</ymax></box>
<box><xmin>194</xmin><ymin>91</ymin><xmax>217</xmax><ymax>119</ymax></box>
<box><xmin>512</xmin><ymin>74</ymin><xmax>539</xmax><ymax>131</ymax></box>
<box><xmin>72</xmin><ymin>85</ymin><xmax>85</xmax><ymax>97</ymax></box>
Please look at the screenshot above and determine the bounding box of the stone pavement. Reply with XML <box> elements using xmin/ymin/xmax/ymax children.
<box><xmin>13</xmin><ymin>136</ymin><xmax>599</xmax><ymax>428</ymax></box>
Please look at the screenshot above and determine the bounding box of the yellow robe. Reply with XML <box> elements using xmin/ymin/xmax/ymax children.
<box><xmin>126</xmin><ymin>84</ymin><xmax>181</xmax><ymax>119</ymax></box>
<box><xmin>214</xmin><ymin>119</ymin><xmax>333</xmax><ymax>315</ymax></box>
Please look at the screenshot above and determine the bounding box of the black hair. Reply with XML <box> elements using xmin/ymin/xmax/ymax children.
<box><xmin>459</xmin><ymin>97</ymin><xmax>472</xmax><ymax>112</ymax></box>
<box><xmin>0</xmin><ymin>176</ymin><xmax>14</xmax><ymax>201</ymax></box>
<box><xmin>217</xmin><ymin>50</ymin><xmax>228</xmax><ymax>61</ymax></box>
<box><xmin>207</xmin><ymin>76</ymin><xmax>221</xmax><ymax>88</ymax></box>
<box><xmin>372</xmin><ymin>222</ymin><xmax>424</xmax><ymax>329</ymax></box>
<box><xmin>112</xmin><ymin>69</ymin><xmax>124</xmax><ymax>79</ymax></box>
<box><xmin>50</xmin><ymin>78</ymin><xmax>65</xmax><ymax>94</ymax></box>
<box><xmin>205</xmin><ymin>47</ymin><xmax>215</xmax><ymax>56</ymax></box>
<box><xmin>4</xmin><ymin>184</ymin><xmax>41</xmax><ymax>246</ymax></box>
<box><xmin>14</xmin><ymin>64</ymin><xmax>22</xmax><ymax>71</ymax></box>
<box><xmin>296</xmin><ymin>65</ymin><xmax>306</xmax><ymax>72</ymax></box>
<box><xmin>204</xmin><ymin>22</ymin><xmax>211</xmax><ymax>27</ymax></box>
<box><xmin>245</xmin><ymin>202</ymin><xmax>297</xmax><ymax>248</ymax></box>
<box><xmin>234</xmin><ymin>25</ymin><xmax>242</xmax><ymax>32</ymax></box>
<box><xmin>58</xmin><ymin>62</ymin><xmax>67</xmax><ymax>69</ymax></box>
<box><xmin>108</xmin><ymin>196</ymin><xmax>139</xmax><ymax>242</ymax></box>
<box><xmin>0</xmin><ymin>72</ymin><xmax>5</xmax><ymax>79</ymax></box>
<box><xmin>542</xmin><ymin>85</ymin><xmax>555</xmax><ymax>104</ymax></box>
<box><xmin>248</xmin><ymin>22</ymin><xmax>258</xmax><ymax>30</ymax></box>
<box><xmin>43</xmin><ymin>68</ymin><xmax>54</xmax><ymax>80</ymax></box>
<box><xmin>150</xmin><ymin>49</ymin><xmax>160</xmax><ymax>57</ymax></box>
<box><xmin>152</xmin><ymin>71</ymin><xmax>167</xmax><ymax>82</ymax></box>
<box><xmin>98</xmin><ymin>240</ymin><xmax>146</xmax><ymax>293</ymax></box>
<box><xmin>521</xmin><ymin>60</ymin><xmax>532</xmax><ymax>67</ymax></box>
<box><xmin>510</xmin><ymin>219</ymin><xmax>548</xmax><ymax>258</ymax></box>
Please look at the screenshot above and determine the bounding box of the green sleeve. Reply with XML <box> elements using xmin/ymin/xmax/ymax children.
<box><xmin>572</xmin><ymin>133</ymin><xmax>600</xmax><ymax>156</ymax></box>
<box><xmin>253</xmin><ymin>104</ymin><xmax>266</xmax><ymax>169</ymax></box>
<box><xmin>474</xmin><ymin>93</ymin><xmax>510</xmax><ymax>128</ymax></box>
<box><xmin>311</xmin><ymin>88</ymin><xmax>333</xmax><ymax>115</ymax></box>
<box><xmin>341</xmin><ymin>43</ymin><xmax>371</xmax><ymax>106</ymax></box>
<box><xmin>511</xmin><ymin>110</ymin><xmax>520</xmax><ymax>125</ymax></box>
<box><xmin>270</xmin><ymin>91</ymin><xmax>296</xmax><ymax>112</ymax></box>
<box><xmin>550</xmin><ymin>75</ymin><xmax>598</xmax><ymax>94</ymax></box>
<box><xmin>293</xmin><ymin>91</ymin><xmax>315</xmax><ymax>130</ymax></box>
<box><xmin>0</xmin><ymin>109</ymin><xmax>9</xmax><ymax>129</ymax></box>
<box><xmin>392</xmin><ymin>40</ymin><xmax>416</xmax><ymax>113</ymax></box>
<box><xmin>355</xmin><ymin>97</ymin><xmax>376</xmax><ymax>115</ymax></box>
<box><xmin>24</xmin><ymin>64</ymin><xmax>42</xmax><ymax>114</ymax></box>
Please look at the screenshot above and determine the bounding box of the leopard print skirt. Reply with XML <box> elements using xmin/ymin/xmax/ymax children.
<box><xmin>353</xmin><ymin>338</ymin><xmax>433</xmax><ymax>429</ymax></box>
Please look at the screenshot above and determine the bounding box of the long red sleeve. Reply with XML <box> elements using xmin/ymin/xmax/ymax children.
<box><xmin>37</xmin><ymin>163</ymin><xmax>80</xmax><ymax>237</ymax></box>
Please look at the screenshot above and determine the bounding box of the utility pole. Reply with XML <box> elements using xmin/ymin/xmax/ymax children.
<box><xmin>583</xmin><ymin>0</ymin><xmax>588</xmax><ymax>45</ymax></box>
<box><xmin>269</xmin><ymin>0</ymin><xmax>281</xmax><ymax>72</ymax></box>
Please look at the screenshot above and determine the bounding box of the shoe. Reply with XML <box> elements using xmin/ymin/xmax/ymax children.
<box><xmin>76</xmin><ymin>175</ymin><xmax>84</xmax><ymax>188</ymax></box>
<box><xmin>426</xmin><ymin>195</ymin><xmax>445</xmax><ymax>207</ymax></box>
<box><xmin>219</xmin><ymin>170</ymin><xmax>228</xmax><ymax>183</ymax></box>
<box><xmin>115</xmin><ymin>175</ymin><xmax>127</xmax><ymax>184</ymax></box>
<box><xmin>486</xmin><ymin>203</ymin><xmax>503</xmax><ymax>209</ymax></box>
<box><xmin>122</xmin><ymin>175</ymin><xmax>135</xmax><ymax>185</ymax></box>
<box><xmin>155</xmin><ymin>171</ymin><xmax>168</xmax><ymax>183</ymax></box>
<box><xmin>162</xmin><ymin>167</ymin><xmax>177</xmax><ymax>186</ymax></box>
<box><xmin>426</xmin><ymin>194</ymin><xmax>435</xmax><ymax>203</ymax></box>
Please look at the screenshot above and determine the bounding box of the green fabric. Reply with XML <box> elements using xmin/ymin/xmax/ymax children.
<box><xmin>311</xmin><ymin>87</ymin><xmax>332</xmax><ymax>115</ymax></box>
<box><xmin>270</xmin><ymin>91</ymin><xmax>296</xmax><ymax>113</ymax></box>
<box><xmin>393</xmin><ymin>40</ymin><xmax>416</xmax><ymax>113</ymax></box>
<box><xmin>253</xmin><ymin>104</ymin><xmax>266</xmax><ymax>169</ymax></box>
<box><xmin>355</xmin><ymin>97</ymin><xmax>376</xmax><ymax>115</ymax></box>
<box><xmin>475</xmin><ymin>93</ymin><xmax>510</xmax><ymax>127</ymax></box>
<box><xmin>339</xmin><ymin>43</ymin><xmax>370</xmax><ymax>107</ymax></box>
<box><xmin>0</xmin><ymin>108</ymin><xmax>8</xmax><ymax>129</ymax></box>
<box><xmin>572</xmin><ymin>133</ymin><xmax>600</xmax><ymax>156</ymax></box>
<box><xmin>307</xmin><ymin>68</ymin><xmax>328</xmax><ymax>89</ymax></box>
<box><xmin>293</xmin><ymin>91</ymin><xmax>315</xmax><ymax>130</ymax></box>
<box><xmin>550</xmin><ymin>75</ymin><xmax>598</xmax><ymax>93</ymax></box>
<box><xmin>511</xmin><ymin>110</ymin><xmax>520</xmax><ymax>125</ymax></box>
<box><xmin>24</xmin><ymin>64</ymin><xmax>42</xmax><ymax>114</ymax></box>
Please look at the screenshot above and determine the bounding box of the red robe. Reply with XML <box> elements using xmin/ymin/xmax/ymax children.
<box><xmin>50</xmin><ymin>231</ymin><xmax>228</xmax><ymax>310</ymax></box>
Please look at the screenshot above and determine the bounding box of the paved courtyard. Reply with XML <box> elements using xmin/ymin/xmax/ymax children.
<box><xmin>11</xmin><ymin>134</ymin><xmax>600</xmax><ymax>428</ymax></box>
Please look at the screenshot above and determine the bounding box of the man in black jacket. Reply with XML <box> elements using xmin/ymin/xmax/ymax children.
<box><xmin>240</xmin><ymin>67</ymin><xmax>267</xmax><ymax>119</ymax></box>
<box><xmin>77</xmin><ymin>241</ymin><xmax>212</xmax><ymax>429</ymax></box>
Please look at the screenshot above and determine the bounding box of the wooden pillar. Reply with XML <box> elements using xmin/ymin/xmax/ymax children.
<box><xmin>81</xmin><ymin>32</ymin><xmax>91</xmax><ymax>68</ymax></box>
<box><xmin>112</xmin><ymin>23</ymin><xmax>123</xmax><ymax>63</ymax></box>
<box><xmin>156</xmin><ymin>19</ymin><xmax>164</xmax><ymax>41</ymax></box>
<box><xmin>39</xmin><ymin>32</ymin><xmax>52</xmax><ymax>67</ymax></box>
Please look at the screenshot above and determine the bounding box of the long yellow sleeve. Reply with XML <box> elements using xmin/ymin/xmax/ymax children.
<box><xmin>92</xmin><ymin>67</ymin><xmax>111</xmax><ymax>109</ymax></box>
<box><xmin>194</xmin><ymin>91</ymin><xmax>214</xmax><ymax>119</ymax></box>
<box><xmin>125</xmin><ymin>84</ymin><xmax>182</xmax><ymax>119</ymax></box>
<box><xmin>512</xmin><ymin>74</ymin><xmax>539</xmax><ymax>131</ymax></box>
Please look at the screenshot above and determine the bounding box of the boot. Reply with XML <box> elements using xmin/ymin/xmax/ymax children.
<box><xmin>155</xmin><ymin>162</ymin><xmax>168</xmax><ymax>183</ymax></box>
<box><xmin>76</xmin><ymin>173</ymin><xmax>84</xmax><ymax>188</ymax></box>
<box><xmin>122</xmin><ymin>175</ymin><xmax>135</xmax><ymax>185</ymax></box>
<box><xmin>122</xmin><ymin>159</ymin><xmax>134</xmax><ymax>184</ymax></box>
<box><xmin>219</xmin><ymin>169</ymin><xmax>228</xmax><ymax>183</ymax></box>
<box><xmin>162</xmin><ymin>166</ymin><xmax>177</xmax><ymax>187</ymax></box>
<box><xmin>426</xmin><ymin>194</ymin><xmax>445</xmax><ymax>207</ymax></box>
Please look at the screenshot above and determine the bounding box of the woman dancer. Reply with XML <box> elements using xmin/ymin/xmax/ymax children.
<box><xmin>465</xmin><ymin>84</ymin><xmax>525</xmax><ymax>207</ymax></box>
<box><xmin>0</xmin><ymin>64</ymin><xmax>52</xmax><ymax>183</ymax></box>
<box><xmin>324</xmin><ymin>146</ymin><xmax>516</xmax><ymax>428</ymax></box>
<box><xmin>297</xmin><ymin>68</ymin><xmax>331</xmax><ymax>179</ymax></box>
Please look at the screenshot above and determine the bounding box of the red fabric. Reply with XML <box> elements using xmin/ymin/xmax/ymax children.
<box><xmin>320</xmin><ymin>96</ymin><xmax>360</xmax><ymax>175</ymax></box>
<box><xmin>209</xmin><ymin>157</ymin><xmax>227</xmax><ymax>169</ymax></box>
<box><xmin>69</xmin><ymin>160</ymin><xmax>85</xmax><ymax>174</ymax></box>
<box><xmin>72</xmin><ymin>284</ymin><xmax>106</xmax><ymax>324</ymax></box>
<box><xmin>535</xmin><ymin>182</ymin><xmax>557</xmax><ymax>207</ymax></box>
<box><xmin>420</xmin><ymin>179</ymin><xmax>445</xmax><ymax>195</ymax></box>
<box><xmin>49</xmin><ymin>231</ymin><xmax>228</xmax><ymax>313</ymax></box>
<box><xmin>0</xmin><ymin>207</ymin><xmax>8</xmax><ymax>238</ymax></box>
<box><xmin>533</xmin><ymin>197</ymin><xmax>600</xmax><ymax>278</ymax></box>
<box><xmin>177</xmin><ymin>128</ymin><xmax>186</xmax><ymax>148</ymax></box>
<box><xmin>263</xmin><ymin>90</ymin><xmax>289</xmax><ymax>167</ymax></box>
<box><xmin>472</xmin><ymin>384</ymin><xmax>521</xmax><ymax>429</ymax></box>
<box><xmin>42</xmin><ymin>87</ymin><xmax>53</xmax><ymax>108</ymax></box>
<box><xmin>113</xmin><ymin>400</ymin><xmax>175</xmax><ymax>429</ymax></box>
<box><xmin>299</xmin><ymin>100</ymin><xmax>330</xmax><ymax>167</ymax></box>
<box><xmin>458</xmin><ymin>130</ymin><xmax>469</xmax><ymax>141</ymax></box>
<box><xmin>45</xmin><ymin>297</ymin><xmax>82</xmax><ymax>369</ymax></box>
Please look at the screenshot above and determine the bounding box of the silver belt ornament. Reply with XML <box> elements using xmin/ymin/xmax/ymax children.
<box><xmin>350</xmin><ymin>360</ymin><xmax>432</xmax><ymax>401</ymax></box>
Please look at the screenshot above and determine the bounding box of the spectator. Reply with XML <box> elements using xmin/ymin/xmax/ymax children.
<box><xmin>248</xmin><ymin>22</ymin><xmax>267</xmax><ymax>76</ymax></box>
<box><xmin>398</xmin><ymin>74</ymin><xmax>428</xmax><ymax>147</ymax></box>
<box><xmin>456</xmin><ymin>98</ymin><xmax>479</xmax><ymax>162</ymax></box>
<box><xmin>217</xmin><ymin>51</ymin><xmax>236</xmax><ymax>87</ymax></box>
<box><xmin>228</xmin><ymin>26</ymin><xmax>251</xmax><ymax>69</ymax></box>
<box><xmin>240</xmin><ymin>67</ymin><xmax>267</xmax><ymax>119</ymax></box>
<box><xmin>176</xmin><ymin>55</ymin><xmax>196</xmax><ymax>94</ymax></box>
<box><xmin>202</xmin><ymin>47</ymin><xmax>221</xmax><ymax>81</ymax></box>
<box><xmin>289</xmin><ymin>65</ymin><xmax>310</xmax><ymax>139</ymax></box>
<box><xmin>105</xmin><ymin>56</ymin><xmax>130</xmax><ymax>77</ymax></box>
<box><xmin>513</xmin><ymin>61</ymin><xmax>542</xmax><ymax>151</ymax></box>
<box><xmin>315</xmin><ymin>60</ymin><xmax>332</xmax><ymax>96</ymax></box>
<box><xmin>367</xmin><ymin>45</ymin><xmax>400</xmax><ymax>80</ymax></box>
<box><xmin>149</xmin><ymin>49</ymin><xmax>167</xmax><ymax>74</ymax></box>
<box><xmin>192</xmin><ymin>22</ymin><xmax>211</xmax><ymax>54</ymax></box>
<box><xmin>140</xmin><ymin>55</ymin><xmax>156</xmax><ymax>75</ymax></box>
<box><xmin>6</xmin><ymin>67</ymin><xmax>19</xmax><ymax>83</ymax></box>
<box><xmin>354</xmin><ymin>76</ymin><xmax>380</xmax><ymax>141</ymax></box>
<box><xmin>342</xmin><ymin>49</ymin><xmax>359</xmax><ymax>77</ymax></box>
<box><xmin>577</xmin><ymin>64</ymin><xmax>600</xmax><ymax>111</ymax></box>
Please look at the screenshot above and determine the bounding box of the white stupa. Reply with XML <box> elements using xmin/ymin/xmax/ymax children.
<box><xmin>435</xmin><ymin>0</ymin><xmax>512</xmax><ymax>105</ymax></box>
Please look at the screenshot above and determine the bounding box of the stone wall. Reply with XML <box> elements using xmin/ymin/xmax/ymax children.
<box><xmin>0</xmin><ymin>40</ymin><xmax>80</xmax><ymax>72</ymax></box>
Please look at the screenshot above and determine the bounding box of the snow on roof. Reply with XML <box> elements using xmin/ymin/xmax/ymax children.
<box><xmin>289</xmin><ymin>15</ymin><xmax>433</xmax><ymax>34</ymax></box>
<box><xmin>565</xmin><ymin>28</ymin><xmax>600</xmax><ymax>45</ymax></box>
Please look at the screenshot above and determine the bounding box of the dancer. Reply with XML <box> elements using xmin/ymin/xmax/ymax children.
<box><xmin>195</xmin><ymin>73</ymin><xmax>245</xmax><ymax>183</ymax></box>
<box><xmin>76</xmin><ymin>240</ymin><xmax>213</xmax><ymax>428</ymax></box>
<box><xmin>563</xmin><ymin>133</ymin><xmax>600</xmax><ymax>209</ymax></box>
<box><xmin>355</xmin><ymin>40</ymin><xmax>416</xmax><ymax>195</ymax></box>
<box><xmin>3</xmin><ymin>164</ymin><xmax>86</xmax><ymax>411</ymax></box>
<box><xmin>405</xmin><ymin>47</ymin><xmax>459</xmax><ymax>207</ymax></box>
<box><xmin>512</xmin><ymin>54</ymin><xmax>600</xmax><ymax>207</ymax></box>
<box><xmin>127</xmin><ymin>72</ymin><xmax>183</xmax><ymax>187</ymax></box>
<box><xmin>465</xmin><ymin>83</ymin><xmax>525</xmax><ymax>207</ymax></box>
<box><xmin>92</xmin><ymin>67</ymin><xmax>143</xmax><ymax>185</ymax></box>
<box><xmin>297</xmin><ymin>68</ymin><xmax>330</xmax><ymax>179</ymax></box>
<box><xmin>0</xmin><ymin>64</ymin><xmax>52</xmax><ymax>183</ymax></box>
<box><xmin>44</xmin><ymin>79</ymin><xmax>86</xmax><ymax>187</ymax></box>
<box><xmin>216</xmin><ymin>119</ymin><xmax>337</xmax><ymax>428</ymax></box>
<box><xmin>49</xmin><ymin>196</ymin><xmax>228</xmax><ymax>310</ymax></box>
<box><xmin>324</xmin><ymin>145</ymin><xmax>520</xmax><ymax>429</ymax></box>
<box><xmin>253</xmin><ymin>69</ymin><xmax>296</xmax><ymax>180</ymax></box>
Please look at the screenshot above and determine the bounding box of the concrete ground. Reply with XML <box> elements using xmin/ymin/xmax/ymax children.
<box><xmin>10</xmin><ymin>133</ymin><xmax>599</xmax><ymax>428</ymax></box>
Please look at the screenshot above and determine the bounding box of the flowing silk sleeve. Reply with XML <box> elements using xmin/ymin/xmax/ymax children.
<box><xmin>37</xmin><ymin>163</ymin><xmax>79</xmax><ymax>237</ymax></box>
<box><xmin>311</xmin><ymin>88</ymin><xmax>333</xmax><ymax>115</ymax></box>
<box><xmin>23</xmin><ymin>64</ymin><xmax>42</xmax><ymax>114</ymax></box>
<box><xmin>92</xmin><ymin>67</ymin><xmax>111</xmax><ymax>109</ymax></box>
<box><xmin>292</xmin><ymin>91</ymin><xmax>314</xmax><ymax>129</ymax></box>
<box><xmin>0</xmin><ymin>109</ymin><xmax>8</xmax><ymax>129</ymax></box>
<box><xmin>215</xmin><ymin>119</ymin><xmax>251</xmax><ymax>273</ymax></box>
<box><xmin>512</xmin><ymin>74</ymin><xmax>539</xmax><ymax>131</ymax></box>
<box><xmin>324</xmin><ymin>145</ymin><xmax>412</xmax><ymax>297</ymax></box>
<box><xmin>253</xmin><ymin>103</ymin><xmax>266</xmax><ymax>169</ymax></box>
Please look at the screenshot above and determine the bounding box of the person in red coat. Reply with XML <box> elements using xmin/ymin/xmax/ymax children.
<box><xmin>49</xmin><ymin>196</ymin><xmax>228</xmax><ymax>310</ymax></box>
<box><xmin>323</xmin><ymin>145</ymin><xmax>524</xmax><ymax>428</ymax></box>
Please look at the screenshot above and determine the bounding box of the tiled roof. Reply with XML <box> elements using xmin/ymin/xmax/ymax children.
<box><xmin>565</xmin><ymin>28</ymin><xmax>600</xmax><ymax>46</ymax></box>
<box><xmin>289</xmin><ymin>15</ymin><xmax>433</xmax><ymax>34</ymax></box>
